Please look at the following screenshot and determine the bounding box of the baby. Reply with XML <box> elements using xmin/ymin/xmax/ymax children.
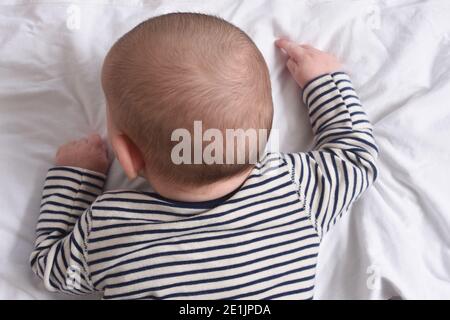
<box><xmin>30</xmin><ymin>13</ymin><xmax>378</xmax><ymax>299</ymax></box>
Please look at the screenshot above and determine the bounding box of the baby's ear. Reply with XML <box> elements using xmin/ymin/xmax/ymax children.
<box><xmin>111</xmin><ymin>134</ymin><xmax>145</xmax><ymax>181</ymax></box>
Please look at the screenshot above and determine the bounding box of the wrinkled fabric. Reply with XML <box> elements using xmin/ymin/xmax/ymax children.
<box><xmin>0</xmin><ymin>0</ymin><xmax>449</xmax><ymax>299</ymax></box>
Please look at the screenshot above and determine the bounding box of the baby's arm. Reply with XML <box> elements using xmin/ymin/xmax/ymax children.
<box><xmin>30</xmin><ymin>134</ymin><xmax>109</xmax><ymax>294</ymax></box>
<box><xmin>276</xmin><ymin>39</ymin><xmax>379</xmax><ymax>238</ymax></box>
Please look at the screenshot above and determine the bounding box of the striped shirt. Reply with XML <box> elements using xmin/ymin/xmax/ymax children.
<box><xmin>30</xmin><ymin>72</ymin><xmax>378</xmax><ymax>299</ymax></box>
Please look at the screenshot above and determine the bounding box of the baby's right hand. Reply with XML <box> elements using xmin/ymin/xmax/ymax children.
<box><xmin>55</xmin><ymin>133</ymin><xmax>110</xmax><ymax>175</ymax></box>
<box><xmin>275</xmin><ymin>39</ymin><xmax>342</xmax><ymax>89</ymax></box>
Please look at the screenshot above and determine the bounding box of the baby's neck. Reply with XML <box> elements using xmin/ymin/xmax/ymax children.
<box><xmin>147</xmin><ymin>169</ymin><xmax>252</xmax><ymax>203</ymax></box>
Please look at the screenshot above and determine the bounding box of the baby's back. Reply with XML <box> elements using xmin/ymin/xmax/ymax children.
<box><xmin>88</xmin><ymin>154</ymin><xmax>319</xmax><ymax>300</ymax></box>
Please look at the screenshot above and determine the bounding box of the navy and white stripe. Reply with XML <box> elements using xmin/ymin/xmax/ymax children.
<box><xmin>30</xmin><ymin>73</ymin><xmax>378</xmax><ymax>299</ymax></box>
<box><xmin>285</xmin><ymin>72</ymin><xmax>379</xmax><ymax>237</ymax></box>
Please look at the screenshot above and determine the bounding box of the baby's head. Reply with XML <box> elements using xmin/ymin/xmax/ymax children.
<box><xmin>102</xmin><ymin>13</ymin><xmax>273</xmax><ymax>192</ymax></box>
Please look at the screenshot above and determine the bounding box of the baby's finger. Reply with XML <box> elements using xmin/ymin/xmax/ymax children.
<box><xmin>275</xmin><ymin>39</ymin><xmax>305</xmax><ymax>62</ymax></box>
<box><xmin>300</xmin><ymin>44</ymin><xmax>324</xmax><ymax>56</ymax></box>
<box><xmin>99</xmin><ymin>141</ymin><xmax>108</xmax><ymax>156</ymax></box>
<box><xmin>88</xmin><ymin>133</ymin><xmax>103</xmax><ymax>145</ymax></box>
<box><xmin>299</xmin><ymin>44</ymin><xmax>316</xmax><ymax>50</ymax></box>
<box><xmin>76</xmin><ymin>138</ymin><xmax>88</xmax><ymax>145</ymax></box>
<box><xmin>103</xmin><ymin>148</ymin><xmax>110</xmax><ymax>162</ymax></box>
<box><xmin>66</xmin><ymin>140</ymin><xmax>77</xmax><ymax>146</ymax></box>
<box><xmin>100</xmin><ymin>140</ymin><xmax>108</xmax><ymax>150</ymax></box>
<box><xmin>286</xmin><ymin>58</ymin><xmax>297</xmax><ymax>75</ymax></box>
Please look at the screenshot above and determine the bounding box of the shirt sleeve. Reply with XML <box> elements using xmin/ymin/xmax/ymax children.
<box><xmin>30</xmin><ymin>166</ymin><xmax>106</xmax><ymax>295</ymax></box>
<box><xmin>283</xmin><ymin>72</ymin><xmax>379</xmax><ymax>239</ymax></box>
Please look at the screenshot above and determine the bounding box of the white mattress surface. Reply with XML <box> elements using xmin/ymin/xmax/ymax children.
<box><xmin>0</xmin><ymin>0</ymin><xmax>449</xmax><ymax>299</ymax></box>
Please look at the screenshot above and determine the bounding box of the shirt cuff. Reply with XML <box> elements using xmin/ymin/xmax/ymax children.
<box><xmin>45</xmin><ymin>166</ymin><xmax>106</xmax><ymax>199</ymax></box>
<box><xmin>301</xmin><ymin>72</ymin><xmax>350</xmax><ymax>105</ymax></box>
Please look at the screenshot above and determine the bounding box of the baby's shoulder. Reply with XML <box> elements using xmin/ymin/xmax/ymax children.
<box><xmin>248</xmin><ymin>152</ymin><xmax>293</xmax><ymax>182</ymax></box>
<box><xmin>89</xmin><ymin>189</ymin><xmax>172</xmax><ymax>219</ymax></box>
<box><xmin>89</xmin><ymin>189</ymin><xmax>202</xmax><ymax>222</ymax></box>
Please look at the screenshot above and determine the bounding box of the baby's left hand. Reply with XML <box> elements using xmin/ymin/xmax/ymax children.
<box><xmin>275</xmin><ymin>39</ymin><xmax>342</xmax><ymax>88</ymax></box>
<box><xmin>55</xmin><ymin>133</ymin><xmax>110</xmax><ymax>175</ymax></box>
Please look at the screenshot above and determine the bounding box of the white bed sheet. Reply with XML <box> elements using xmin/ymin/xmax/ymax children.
<box><xmin>1</xmin><ymin>0</ymin><xmax>449</xmax><ymax>299</ymax></box>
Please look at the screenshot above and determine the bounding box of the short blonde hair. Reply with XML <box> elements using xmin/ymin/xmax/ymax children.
<box><xmin>102</xmin><ymin>13</ymin><xmax>273</xmax><ymax>186</ymax></box>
